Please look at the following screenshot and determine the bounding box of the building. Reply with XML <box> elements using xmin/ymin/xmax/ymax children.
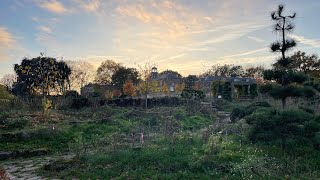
<box><xmin>199</xmin><ymin>76</ymin><xmax>257</xmax><ymax>100</ymax></box>
<box><xmin>150</xmin><ymin>67</ymin><xmax>183</xmax><ymax>96</ymax></box>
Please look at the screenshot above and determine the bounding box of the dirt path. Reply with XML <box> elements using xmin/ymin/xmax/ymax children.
<box><xmin>1</xmin><ymin>154</ymin><xmax>74</xmax><ymax>180</ymax></box>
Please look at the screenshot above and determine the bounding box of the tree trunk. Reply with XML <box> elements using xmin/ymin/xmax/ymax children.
<box><xmin>144</xmin><ymin>93</ymin><xmax>148</xmax><ymax>110</ymax></box>
<box><xmin>282</xmin><ymin>17</ymin><xmax>286</xmax><ymax>60</ymax></box>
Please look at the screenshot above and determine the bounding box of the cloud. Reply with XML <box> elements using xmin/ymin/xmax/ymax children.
<box><xmin>0</xmin><ymin>27</ymin><xmax>15</xmax><ymax>48</ymax></box>
<box><xmin>0</xmin><ymin>27</ymin><xmax>16</xmax><ymax>61</ymax></box>
<box><xmin>36</xmin><ymin>0</ymin><xmax>68</xmax><ymax>14</ymax></box>
<box><xmin>157</xmin><ymin>53</ymin><xmax>186</xmax><ymax>63</ymax></box>
<box><xmin>194</xmin><ymin>24</ymin><xmax>267</xmax><ymax>47</ymax></box>
<box><xmin>247</xmin><ymin>36</ymin><xmax>265</xmax><ymax>43</ymax></box>
<box><xmin>222</xmin><ymin>47</ymin><xmax>268</xmax><ymax>58</ymax></box>
<box><xmin>214</xmin><ymin>55</ymin><xmax>276</xmax><ymax>66</ymax></box>
<box><xmin>290</xmin><ymin>34</ymin><xmax>320</xmax><ymax>48</ymax></box>
<box><xmin>75</xmin><ymin>0</ymin><xmax>101</xmax><ymax>12</ymax></box>
<box><xmin>38</xmin><ymin>26</ymin><xmax>52</xmax><ymax>33</ymax></box>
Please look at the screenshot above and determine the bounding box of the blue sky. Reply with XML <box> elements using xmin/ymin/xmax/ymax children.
<box><xmin>1</xmin><ymin>0</ymin><xmax>320</xmax><ymax>77</ymax></box>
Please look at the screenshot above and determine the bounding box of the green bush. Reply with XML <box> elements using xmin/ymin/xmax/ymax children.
<box><xmin>65</xmin><ymin>90</ymin><xmax>80</xmax><ymax>97</ymax></box>
<box><xmin>230</xmin><ymin>102</ymin><xmax>271</xmax><ymax>122</ymax></box>
<box><xmin>0</xmin><ymin>85</ymin><xmax>13</xmax><ymax>100</ymax></box>
<box><xmin>2</xmin><ymin>117</ymin><xmax>30</xmax><ymax>129</ymax></box>
<box><xmin>246</xmin><ymin>108</ymin><xmax>320</xmax><ymax>150</ymax></box>
<box><xmin>230</xmin><ymin>107</ymin><xmax>246</xmax><ymax>122</ymax></box>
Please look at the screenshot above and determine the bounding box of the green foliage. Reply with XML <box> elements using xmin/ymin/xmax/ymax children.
<box><xmin>1</xmin><ymin>116</ymin><xmax>30</xmax><ymax>129</ymax></box>
<box><xmin>269</xmin><ymin>84</ymin><xmax>315</xmax><ymax>99</ymax></box>
<box><xmin>0</xmin><ymin>85</ymin><xmax>13</xmax><ymax>100</ymax></box>
<box><xmin>64</xmin><ymin>90</ymin><xmax>80</xmax><ymax>97</ymax></box>
<box><xmin>71</xmin><ymin>96</ymin><xmax>90</xmax><ymax>109</ymax></box>
<box><xmin>13</xmin><ymin>56</ymin><xmax>71</xmax><ymax>96</ymax></box>
<box><xmin>304</xmin><ymin>79</ymin><xmax>320</xmax><ymax>92</ymax></box>
<box><xmin>181</xmin><ymin>115</ymin><xmax>212</xmax><ymax>130</ymax></box>
<box><xmin>246</xmin><ymin>108</ymin><xmax>320</xmax><ymax>150</ymax></box>
<box><xmin>211</xmin><ymin>81</ymin><xmax>232</xmax><ymax>101</ymax></box>
<box><xmin>95</xmin><ymin>60</ymin><xmax>122</xmax><ymax>85</ymax></box>
<box><xmin>111</xmin><ymin>67</ymin><xmax>140</xmax><ymax>93</ymax></box>
<box><xmin>42</xmin><ymin>98</ymin><xmax>53</xmax><ymax>114</ymax></box>
<box><xmin>230</xmin><ymin>102</ymin><xmax>271</xmax><ymax>122</ymax></box>
<box><xmin>181</xmin><ymin>89</ymin><xmax>205</xmax><ymax>100</ymax></box>
<box><xmin>184</xmin><ymin>75</ymin><xmax>198</xmax><ymax>89</ymax></box>
<box><xmin>230</xmin><ymin>107</ymin><xmax>246</xmax><ymax>122</ymax></box>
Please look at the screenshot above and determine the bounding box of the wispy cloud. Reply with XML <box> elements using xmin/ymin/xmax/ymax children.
<box><xmin>0</xmin><ymin>27</ymin><xmax>15</xmax><ymax>48</ymax></box>
<box><xmin>35</xmin><ymin>0</ymin><xmax>68</xmax><ymax>14</ymax></box>
<box><xmin>194</xmin><ymin>24</ymin><xmax>267</xmax><ymax>47</ymax></box>
<box><xmin>38</xmin><ymin>26</ymin><xmax>52</xmax><ymax>33</ymax></box>
<box><xmin>74</xmin><ymin>0</ymin><xmax>101</xmax><ymax>12</ymax></box>
<box><xmin>290</xmin><ymin>34</ymin><xmax>320</xmax><ymax>48</ymax></box>
<box><xmin>247</xmin><ymin>36</ymin><xmax>265</xmax><ymax>43</ymax></box>
<box><xmin>222</xmin><ymin>47</ymin><xmax>268</xmax><ymax>58</ymax></box>
<box><xmin>215</xmin><ymin>55</ymin><xmax>276</xmax><ymax>66</ymax></box>
<box><xmin>0</xmin><ymin>27</ymin><xmax>16</xmax><ymax>61</ymax></box>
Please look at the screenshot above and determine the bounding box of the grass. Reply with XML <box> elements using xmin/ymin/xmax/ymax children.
<box><xmin>1</xmin><ymin>104</ymin><xmax>320</xmax><ymax>179</ymax></box>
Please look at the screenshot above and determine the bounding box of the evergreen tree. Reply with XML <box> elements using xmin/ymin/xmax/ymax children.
<box><xmin>261</xmin><ymin>5</ymin><xmax>315</xmax><ymax>109</ymax></box>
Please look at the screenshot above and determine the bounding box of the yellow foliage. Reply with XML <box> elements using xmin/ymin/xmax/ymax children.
<box><xmin>162</xmin><ymin>83</ymin><xmax>169</xmax><ymax>95</ymax></box>
<box><xmin>138</xmin><ymin>81</ymin><xmax>159</xmax><ymax>95</ymax></box>
<box><xmin>175</xmin><ymin>83</ymin><xmax>185</xmax><ymax>93</ymax></box>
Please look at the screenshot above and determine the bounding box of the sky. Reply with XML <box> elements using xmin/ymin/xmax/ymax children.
<box><xmin>1</xmin><ymin>0</ymin><xmax>320</xmax><ymax>77</ymax></box>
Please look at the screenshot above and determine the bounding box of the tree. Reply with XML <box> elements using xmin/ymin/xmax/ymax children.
<box><xmin>280</xmin><ymin>51</ymin><xmax>320</xmax><ymax>79</ymax></box>
<box><xmin>203</xmin><ymin>64</ymin><xmax>244</xmax><ymax>77</ymax></box>
<box><xmin>245</xmin><ymin>66</ymin><xmax>265</xmax><ymax>84</ymax></box>
<box><xmin>175</xmin><ymin>82</ymin><xmax>185</xmax><ymax>93</ymax></box>
<box><xmin>67</xmin><ymin>61</ymin><xmax>95</xmax><ymax>92</ymax></box>
<box><xmin>262</xmin><ymin>5</ymin><xmax>315</xmax><ymax>109</ymax></box>
<box><xmin>123</xmin><ymin>80</ymin><xmax>136</xmax><ymax>97</ymax></box>
<box><xmin>14</xmin><ymin>56</ymin><xmax>71</xmax><ymax>98</ymax></box>
<box><xmin>137</xmin><ymin>63</ymin><xmax>159</xmax><ymax>109</ymax></box>
<box><xmin>111</xmin><ymin>67</ymin><xmax>140</xmax><ymax>94</ymax></box>
<box><xmin>95</xmin><ymin>60</ymin><xmax>122</xmax><ymax>85</ymax></box>
<box><xmin>185</xmin><ymin>75</ymin><xmax>198</xmax><ymax>90</ymax></box>
<box><xmin>158</xmin><ymin>70</ymin><xmax>182</xmax><ymax>78</ymax></box>
<box><xmin>270</xmin><ymin>5</ymin><xmax>296</xmax><ymax>64</ymax></box>
<box><xmin>0</xmin><ymin>73</ymin><xmax>17</xmax><ymax>90</ymax></box>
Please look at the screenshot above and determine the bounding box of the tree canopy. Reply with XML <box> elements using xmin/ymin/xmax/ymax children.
<box><xmin>13</xmin><ymin>56</ymin><xmax>71</xmax><ymax>97</ymax></box>
<box><xmin>95</xmin><ymin>60</ymin><xmax>122</xmax><ymax>85</ymax></box>
<box><xmin>111</xmin><ymin>67</ymin><xmax>140</xmax><ymax>94</ymax></box>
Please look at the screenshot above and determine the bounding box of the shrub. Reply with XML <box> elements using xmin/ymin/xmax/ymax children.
<box><xmin>246</xmin><ymin>108</ymin><xmax>320</xmax><ymax>150</ymax></box>
<box><xmin>71</xmin><ymin>96</ymin><xmax>90</xmax><ymax>109</ymax></box>
<box><xmin>181</xmin><ymin>89</ymin><xmax>205</xmax><ymax>100</ymax></box>
<box><xmin>2</xmin><ymin>117</ymin><xmax>30</xmax><ymax>129</ymax></box>
<box><xmin>230</xmin><ymin>102</ymin><xmax>271</xmax><ymax>123</ymax></box>
<box><xmin>230</xmin><ymin>107</ymin><xmax>246</xmax><ymax>123</ymax></box>
<box><xmin>65</xmin><ymin>90</ymin><xmax>79</xmax><ymax>98</ymax></box>
<box><xmin>0</xmin><ymin>85</ymin><xmax>13</xmax><ymax>100</ymax></box>
<box><xmin>298</xmin><ymin>106</ymin><xmax>315</xmax><ymax>114</ymax></box>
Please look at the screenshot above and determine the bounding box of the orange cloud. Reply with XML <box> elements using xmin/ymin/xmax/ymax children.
<box><xmin>0</xmin><ymin>27</ymin><xmax>15</xmax><ymax>48</ymax></box>
<box><xmin>0</xmin><ymin>27</ymin><xmax>16</xmax><ymax>61</ymax></box>
<box><xmin>37</xmin><ymin>0</ymin><xmax>67</xmax><ymax>14</ymax></box>
<box><xmin>74</xmin><ymin>0</ymin><xmax>101</xmax><ymax>12</ymax></box>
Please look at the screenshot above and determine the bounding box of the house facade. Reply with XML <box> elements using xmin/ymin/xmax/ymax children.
<box><xmin>198</xmin><ymin>76</ymin><xmax>257</xmax><ymax>100</ymax></box>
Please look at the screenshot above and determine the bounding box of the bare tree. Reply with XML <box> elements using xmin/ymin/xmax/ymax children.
<box><xmin>203</xmin><ymin>64</ymin><xmax>244</xmax><ymax>77</ymax></box>
<box><xmin>0</xmin><ymin>73</ymin><xmax>17</xmax><ymax>90</ymax></box>
<box><xmin>67</xmin><ymin>61</ymin><xmax>95</xmax><ymax>91</ymax></box>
